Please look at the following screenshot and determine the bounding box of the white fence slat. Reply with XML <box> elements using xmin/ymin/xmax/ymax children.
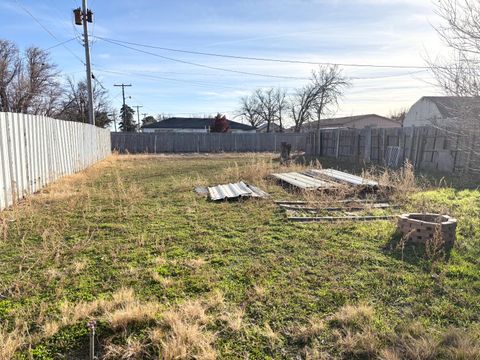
<box><xmin>0</xmin><ymin>112</ymin><xmax>111</xmax><ymax>211</ymax></box>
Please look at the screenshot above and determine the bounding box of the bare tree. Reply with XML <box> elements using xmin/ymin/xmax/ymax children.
<box><xmin>59</xmin><ymin>78</ymin><xmax>112</xmax><ymax>128</ymax></box>
<box><xmin>0</xmin><ymin>40</ymin><xmax>62</xmax><ymax>115</ymax></box>
<box><xmin>311</xmin><ymin>66</ymin><xmax>349</xmax><ymax>131</ymax></box>
<box><xmin>290</xmin><ymin>65</ymin><xmax>349</xmax><ymax>132</ymax></box>
<box><xmin>434</xmin><ymin>0</ymin><xmax>480</xmax><ymax>56</ymax></box>
<box><xmin>290</xmin><ymin>83</ymin><xmax>318</xmax><ymax>132</ymax></box>
<box><xmin>9</xmin><ymin>47</ymin><xmax>62</xmax><ymax>114</ymax></box>
<box><xmin>430</xmin><ymin>1</ymin><xmax>480</xmax><ymax>98</ymax></box>
<box><xmin>428</xmin><ymin>0</ymin><xmax>480</xmax><ymax>171</ymax></box>
<box><xmin>239</xmin><ymin>94</ymin><xmax>262</xmax><ymax>127</ymax></box>
<box><xmin>255</xmin><ymin>88</ymin><xmax>281</xmax><ymax>132</ymax></box>
<box><xmin>239</xmin><ymin>88</ymin><xmax>287</xmax><ymax>131</ymax></box>
<box><xmin>388</xmin><ymin>107</ymin><xmax>408</xmax><ymax>124</ymax></box>
<box><xmin>0</xmin><ymin>40</ymin><xmax>20</xmax><ymax>112</ymax></box>
<box><xmin>273</xmin><ymin>88</ymin><xmax>288</xmax><ymax>132</ymax></box>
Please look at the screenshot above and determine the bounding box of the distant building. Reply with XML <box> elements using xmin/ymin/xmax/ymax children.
<box><xmin>256</xmin><ymin>122</ymin><xmax>283</xmax><ymax>133</ymax></box>
<box><xmin>298</xmin><ymin>114</ymin><xmax>400</xmax><ymax>132</ymax></box>
<box><xmin>404</xmin><ymin>96</ymin><xmax>480</xmax><ymax>127</ymax></box>
<box><xmin>141</xmin><ymin>117</ymin><xmax>257</xmax><ymax>133</ymax></box>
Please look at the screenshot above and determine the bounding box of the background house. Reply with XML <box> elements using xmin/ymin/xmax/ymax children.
<box><xmin>256</xmin><ymin>122</ymin><xmax>283</xmax><ymax>133</ymax></box>
<box><xmin>298</xmin><ymin>114</ymin><xmax>401</xmax><ymax>132</ymax></box>
<box><xmin>404</xmin><ymin>96</ymin><xmax>480</xmax><ymax>127</ymax></box>
<box><xmin>141</xmin><ymin>117</ymin><xmax>257</xmax><ymax>133</ymax></box>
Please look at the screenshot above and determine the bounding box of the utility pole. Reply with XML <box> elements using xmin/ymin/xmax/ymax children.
<box><xmin>114</xmin><ymin>83</ymin><xmax>132</xmax><ymax>127</ymax></box>
<box><xmin>74</xmin><ymin>1</ymin><xmax>95</xmax><ymax>125</ymax></box>
<box><xmin>140</xmin><ymin>112</ymin><xmax>148</xmax><ymax>127</ymax></box>
<box><xmin>109</xmin><ymin>110</ymin><xmax>117</xmax><ymax>132</ymax></box>
<box><xmin>134</xmin><ymin>105</ymin><xmax>143</xmax><ymax>127</ymax></box>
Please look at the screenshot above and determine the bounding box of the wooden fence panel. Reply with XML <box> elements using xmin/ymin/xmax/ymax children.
<box><xmin>111</xmin><ymin>132</ymin><xmax>308</xmax><ymax>154</ymax></box>
<box><xmin>304</xmin><ymin>126</ymin><xmax>479</xmax><ymax>174</ymax></box>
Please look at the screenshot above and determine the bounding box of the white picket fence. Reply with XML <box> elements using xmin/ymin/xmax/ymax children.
<box><xmin>0</xmin><ymin>112</ymin><xmax>111</xmax><ymax>211</ymax></box>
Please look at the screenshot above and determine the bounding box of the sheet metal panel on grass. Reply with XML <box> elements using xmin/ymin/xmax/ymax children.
<box><xmin>305</xmin><ymin>169</ymin><xmax>378</xmax><ymax>187</ymax></box>
<box><xmin>271</xmin><ymin>172</ymin><xmax>336</xmax><ymax>190</ymax></box>
<box><xmin>208</xmin><ymin>181</ymin><xmax>268</xmax><ymax>200</ymax></box>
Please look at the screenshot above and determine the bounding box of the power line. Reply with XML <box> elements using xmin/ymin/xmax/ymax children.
<box><xmin>114</xmin><ymin>83</ymin><xmax>132</xmax><ymax>125</ymax></box>
<box><xmin>94</xmin><ymin>35</ymin><xmax>432</xmax><ymax>70</ymax></box>
<box><xmin>98</xmin><ymin>37</ymin><xmax>310</xmax><ymax>80</ymax></box>
<box><xmin>14</xmin><ymin>0</ymin><xmax>85</xmax><ymax>65</ymax></box>
<box><xmin>94</xmin><ymin>68</ymin><xmax>255</xmax><ymax>90</ymax></box>
<box><xmin>45</xmin><ymin>37</ymin><xmax>78</xmax><ymax>51</ymax></box>
<box><xmin>95</xmin><ymin>38</ymin><xmax>431</xmax><ymax>83</ymax></box>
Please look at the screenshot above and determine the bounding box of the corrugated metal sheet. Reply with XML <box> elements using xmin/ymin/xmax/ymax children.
<box><xmin>305</xmin><ymin>169</ymin><xmax>378</xmax><ymax>187</ymax></box>
<box><xmin>208</xmin><ymin>181</ymin><xmax>268</xmax><ymax>201</ymax></box>
<box><xmin>271</xmin><ymin>172</ymin><xmax>336</xmax><ymax>190</ymax></box>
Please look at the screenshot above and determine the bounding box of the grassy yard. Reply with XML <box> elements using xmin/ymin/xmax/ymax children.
<box><xmin>0</xmin><ymin>154</ymin><xmax>479</xmax><ymax>359</ymax></box>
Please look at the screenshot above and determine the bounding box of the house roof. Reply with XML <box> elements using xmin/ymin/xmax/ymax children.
<box><xmin>301</xmin><ymin>114</ymin><xmax>396</xmax><ymax>129</ymax></box>
<box><xmin>421</xmin><ymin>96</ymin><xmax>480</xmax><ymax>119</ymax></box>
<box><xmin>257</xmin><ymin>122</ymin><xmax>281</xmax><ymax>131</ymax></box>
<box><xmin>141</xmin><ymin>117</ymin><xmax>256</xmax><ymax>130</ymax></box>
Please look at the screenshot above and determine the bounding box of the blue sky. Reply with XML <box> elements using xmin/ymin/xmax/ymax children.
<box><xmin>1</xmin><ymin>0</ymin><xmax>446</xmax><ymax>126</ymax></box>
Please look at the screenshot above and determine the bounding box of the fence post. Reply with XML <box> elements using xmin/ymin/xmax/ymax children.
<box><xmin>5</xmin><ymin>112</ymin><xmax>17</xmax><ymax>205</ymax></box>
<box><xmin>380</xmin><ymin>128</ymin><xmax>386</xmax><ymax>165</ymax></box>
<box><xmin>335</xmin><ymin>129</ymin><xmax>340</xmax><ymax>158</ymax></box>
<box><xmin>364</xmin><ymin>127</ymin><xmax>372</xmax><ymax>162</ymax></box>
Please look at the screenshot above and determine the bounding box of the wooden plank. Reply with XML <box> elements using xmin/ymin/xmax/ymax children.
<box><xmin>279</xmin><ymin>203</ymin><xmax>394</xmax><ymax>211</ymax></box>
<box><xmin>288</xmin><ymin>215</ymin><xmax>397</xmax><ymax>222</ymax></box>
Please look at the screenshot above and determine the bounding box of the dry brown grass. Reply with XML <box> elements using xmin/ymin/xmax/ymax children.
<box><xmin>336</xmin><ymin>328</ymin><xmax>380</xmax><ymax>357</ymax></box>
<box><xmin>220</xmin><ymin>154</ymin><xmax>305</xmax><ymax>187</ymax></box>
<box><xmin>154</xmin><ymin>300</ymin><xmax>216</xmax><ymax>360</ymax></box>
<box><xmin>440</xmin><ymin>328</ymin><xmax>480</xmax><ymax>359</ymax></box>
<box><xmin>374</xmin><ymin>161</ymin><xmax>418</xmax><ymax>200</ymax></box>
<box><xmin>292</xmin><ymin>317</ymin><xmax>326</xmax><ymax>344</ymax></box>
<box><xmin>219</xmin><ymin>307</ymin><xmax>245</xmax><ymax>332</ymax></box>
<box><xmin>107</xmin><ymin>301</ymin><xmax>159</xmax><ymax>330</ymax></box>
<box><xmin>0</xmin><ymin>326</ymin><xmax>26</xmax><ymax>360</ymax></box>
<box><xmin>103</xmin><ymin>336</ymin><xmax>148</xmax><ymax>359</ymax></box>
<box><xmin>303</xmin><ymin>347</ymin><xmax>333</xmax><ymax>360</ymax></box>
<box><xmin>262</xmin><ymin>322</ymin><xmax>282</xmax><ymax>348</ymax></box>
<box><xmin>5</xmin><ymin>287</ymin><xmax>225</xmax><ymax>359</ymax></box>
<box><xmin>184</xmin><ymin>257</ymin><xmax>207</xmax><ymax>269</ymax></box>
<box><xmin>328</xmin><ymin>304</ymin><xmax>374</xmax><ymax>330</ymax></box>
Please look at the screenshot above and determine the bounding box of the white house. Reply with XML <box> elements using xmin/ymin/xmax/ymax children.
<box><xmin>141</xmin><ymin>117</ymin><xmax>257</xmax><ymax>133</ymax></box>
<box><xmin>404</xmin><ymin>96</ymin><xmax>480</xmax><ymax>127</ymax></box>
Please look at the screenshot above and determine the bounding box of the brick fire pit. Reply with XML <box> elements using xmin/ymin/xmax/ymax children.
<box><xmin>397</xmin><ymin>213</ymin><xmax>457</xmax><ymax>247</ymax></box>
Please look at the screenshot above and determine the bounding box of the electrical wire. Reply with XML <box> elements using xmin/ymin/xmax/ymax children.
<box><xmin>93</xmin><ymin>67</ymin><xmax>259</xmax><ymax>90</ymax></box>
<box><xmin>45</xmin><ymin>37</ymin><xmax>78</xmax><ymax>51</ymax></box>
<box><xmin>94</xmin><ymin>37</ymin><xmax>431</xmax><ymax>82</ymax></box>
<box><xmin>94</xmin><ymin>36</ymin><xmax>432</xmax><ymax>70</ymax></box>
<box><xmin>97</xmin><ymin>37</ymin><xmax>310</xmax><ymax>80</ymax></box>
<box><xmin>14</xmin><ymin>0</ymin><xmax>85</xmax><ymax>65</ymax></box>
